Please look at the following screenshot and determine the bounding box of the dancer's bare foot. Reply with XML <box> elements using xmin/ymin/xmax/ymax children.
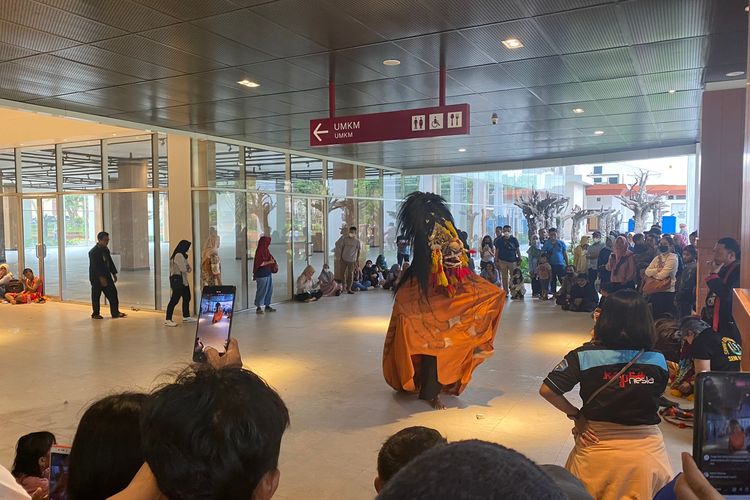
<box><xmin>429</xmin><ymin>397</ymin><xmax>447</xmax><ymax>410</ymax></box>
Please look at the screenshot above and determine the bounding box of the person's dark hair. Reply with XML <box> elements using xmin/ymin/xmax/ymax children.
<box><xmin>502</xmin><ymin>225</ymin><xmax>511</xmax><ymax>231</ymax></box>
<box><xmin>660</xmin><ymin>234</ymin><xmax>675</xmax><ymax>251</ymax></box>
<box><xmin>594</xmin><ymin>289</ymin><xmax>656</xmax><ymax>350</ymax></box>
<box><xmin>683</xmin><ymin>245</ymin><xmax>697</xmax><ymax>260</ymax></box>
<box><xmin>12</xmin><ymin>431</ymin><xmax>56</xmax><ymax>478</ymax></box>
<box><xmin>690</xmin><ymin>230</ymin><xmax>698</xmax><ymax>238</ymax></box>
<box><xmin>97</xmin><ymin>231</ymin><xmax>109</xmax><ymax>241</ymax></box>
<box><xmin>633</xmin><ymin>233</ymin><xmax>644</xmax><ymax>244</ymax></box>
<box><xmin>376</xmin><ymin>440</ymin><xmax>564</xmax><ymax>500</ymax></box>
<box><xmin>592</xmin><ymin>231</ymin><xmax>602</xmax><ymax>238</ymax></box>
<box><xmin>576</xmin><ymin>273</ymin><xmax>588</xmax><ymax>281</ymax></box>
<box><xmin>482</xmin><ymin>235</ymin><xmax>492</xmax><ymax>246</ymax></box>
<box><xmin>68</xmin><ymin>393</ymin><xmax>147</xmax><ymax>500</ymax></box>
<box><xmin>548</xmin><ymin>228</ymin><xmax>557</xmax><ymax>234</ymax></box>
<box><xmin>349</xmin><ymin>226</ymin><xmax>357</xmax><ymax>232</ymax></box>
<box><xmin>377</xmin><ymin>427</ymin><xmax>446</xmax><ymax>484</ymax></box>
<box><xmin>141</xmin><ymin>367</ymin><xmax>290</xmax><ymax>499</ymax></box>
<box><xmin>170</xmin><ymin>239</ymin><xmax>191</xmax><ymax>260</ymax></box>
<box><xmin>22</xmin><ymin>268</ymin><xmax>33</xmax><ymax>275</ymax></box>
<box><xmin>718</xmin><ymin>237</ymin><xmax>741</xmax><ymax>260</ymax></box>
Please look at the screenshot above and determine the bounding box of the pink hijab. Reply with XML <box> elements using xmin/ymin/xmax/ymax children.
<box><xmin>613</xmin><ymin>236</ymin><xmax>630</xmax><ymax>260</ymax></box>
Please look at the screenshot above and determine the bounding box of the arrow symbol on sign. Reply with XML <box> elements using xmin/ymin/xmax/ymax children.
<box><xmin>313</xmin><ymin>123</ymin><xmax>329</xmax><ymax>142</ymax></box>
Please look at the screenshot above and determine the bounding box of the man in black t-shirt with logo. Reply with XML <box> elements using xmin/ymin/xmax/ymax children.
<box><xmin>679</xmin><ymin>316</ymin><xmax>742</xmax><ymax>373</ymax></box>
<box><xmin>494</xmin><ymin>225</ymin><xmax>521</xmax><ymax>293</ymax></box>
<box><xmin>702</xmin><ymin>237</ymin><xmax>741</xmax><ymax>339</ymax></box>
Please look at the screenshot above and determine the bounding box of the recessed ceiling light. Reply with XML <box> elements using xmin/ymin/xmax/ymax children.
<box><xmin>383</xmin><ymin>59</ymin><xmax>401</xmax><ymax>66</ymax></box>
<box><xmin>745</xmin><ymin>5</ymin><xmax>749</xmax><ymax>12</ymax></box>
<box><xmin>593</xmin><ymin>130</ymin><xmax>605</xmax><ymax>136</ymax></box>
<box><xmin>726</xmin><ymin>71</ymin><xmax>745</xmax><ymax>77</ymax></box>
<box><xmin>501</xmin><ymin>38</ymin><xmax>524</xmax><ymax>49</ymax></box>
<box><xmin>572</xmin><ymin>108</ymin><xmax>584</xmax><ymax>114</ymax></box>
<box><xmin>237</xmin><ymin>79</ymin><xmax>260</xmax><ymax>88</ymax></box>
<box><xmin>667</xmin><ymin>89</ymin><xmax>676</xmax><ymax>94</ymax></box>
<box><xmin>458</xmin><ymin>148</ymin><xmax>467</xmax><ymax>152</ymax></box>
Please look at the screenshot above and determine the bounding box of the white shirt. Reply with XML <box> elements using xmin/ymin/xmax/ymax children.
<box><xmin>644</xmin><ymin>252</ymin><xmax>678</xmax><ymax>292</ymax></box>
<box><xmin>170</xmin><ymin>253</ymin><xmax>192</xmax><ymax>286</ymax></box>
<box><xmin>0</xmin><ymin>465</ymin><xmax>31</xmax><ymax>499</ymax></box>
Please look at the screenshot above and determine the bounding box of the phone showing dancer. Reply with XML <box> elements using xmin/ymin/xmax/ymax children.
<box><xmin>193</xmin><ymin>285</ymin><xmax>236</xmax><ymax>362</ymax></box>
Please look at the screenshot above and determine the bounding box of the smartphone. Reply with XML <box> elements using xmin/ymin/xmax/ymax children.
<box><xmin>694</xmin><ymin>372</ymin><xmax>750</xmax><ymax>496</ymax></box>
<box><xmin>193</xmin><ymin>285</ymin><xmax>236</xmax><ymax>362</ymax></box>
<box><xmin>48</xmin><ymin>445</ymin><xmax>71</xmax><ymax>500</ymax></box>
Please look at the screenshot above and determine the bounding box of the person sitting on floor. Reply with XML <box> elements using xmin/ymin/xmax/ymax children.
<box><xmin>294</xmin><ymin>265</ymin><xmax>323</xmax><ymax>302</ymax></box>
<box><xmin>351</xmin><ymin>266</ymin><xmax>370</xmax><ymax>291</ymax></box>
<box><xmin>362</xmin><ymin>260</ymin><xmax>381</xmax><ymax>288</ymax></box>
<box><xmin>383</xmin><ymin>264</ymin><xmax>401</xmax><ymax>291</ymax></box>
<box><xmin>564</xmin><ymin>273</ymin><xmax>599</xmax><ymax>312</ymax></box>
<box><xmin>317</xmin><ymin>264</ymin><xmax>343</xmax><ymax>297</ymax></box>
<box><xmin>5</xmin><ymin>268</ymin><xmax>43</xmax><ymax>304</ymax></box>
<box><xmin>375</xmin><ymin>254</ymin><xmax>388</xmax><ymax>274</ymax></box>
<box><xmin>11</xmin><ymin>432</ymin><xmax>55</xmax><ymax>497</ymax></box>
<box><xmin>509</xmin><ymin>267</ymin><xmax>525</xmax><ymax>300</ymax></box>
<box><xmin>0</xmin><ymin>263</ymin><xmax>14</xmax><ymax>296</ymax></box>
<box><xmin>480</xmin><ymin>261</ymin><xmax>501</xmax><ymax>287</ymax></box>
<box><xmin>555</xmin><ymin>265</ymin><xmax>577</xmax><ymax>307</ymax></box>
<box><xmin>374</xmin><ymin>426</ymin><xmax>446</xmax><ymax>493</ymax></box>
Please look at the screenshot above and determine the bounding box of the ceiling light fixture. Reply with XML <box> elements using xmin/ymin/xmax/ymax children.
<box><xmin>572</xmin><ymin>108</ymin><xmax>584</xmax><ymax>114</ymax></box>
<box><xmin>237</xmin><ymin>79</ymin><xmax>260</xmax><ymax>88</ymax></box>
<box><xmin>726</xmin><ymin>71</ymin><xmax>745</xmax><ymax>77</ymax></box>
<box><xmin>458</xmin><ymin>148</ymin><xmax>467</xmax><ymax>152</ymax></box>
<box><xmin>593</xmin><ymin>130</ymin><xmax>605</xmax><ymax>136</ymax></box>
<box><xmin>745</xmin><ymin>5</ymin><xmax>749</xmax><ymax>12</ymax></box>
<box><xmin>667</xmin><ymin>89</ymin><xmax>676</xmax><ymax>94</ymax></box>
<box><xmin>501</xmin><ymin>38</ymin><xmax>524</xmax><ymax>49</ymax></box>
<box><xmin>383</xmin><ymin>59</ymin><xmax>401</xmax><ymax>66</ymax></box>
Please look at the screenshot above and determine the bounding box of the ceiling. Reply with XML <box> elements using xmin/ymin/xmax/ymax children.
<box><xmin>0</xmin><ymin>0</ymin><xmax>746</xmax><ymax>170</ymax></box>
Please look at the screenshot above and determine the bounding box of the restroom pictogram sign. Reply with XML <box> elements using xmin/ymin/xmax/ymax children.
<box><xmin>310</xmin><ymin>103</ymin><xmax>470</xmax><ymax>146</ymax></box>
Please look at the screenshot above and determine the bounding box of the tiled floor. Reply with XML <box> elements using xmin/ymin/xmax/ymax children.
<box><xmin>0</xmin><ymin>292</ymin><xmax>692</xmax><ymax>499</ymax></box>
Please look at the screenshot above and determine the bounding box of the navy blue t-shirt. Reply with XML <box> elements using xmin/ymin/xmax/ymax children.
<box><xmin>494</xmin><ymin>235</ymin><xmax>520</xmax><ymax>263</ymax></box>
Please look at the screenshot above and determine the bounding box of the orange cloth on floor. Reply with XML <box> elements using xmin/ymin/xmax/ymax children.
<box><xmin>383</xmin><ymin>273</ymin><xmax>505</xmax><ymax>395</ymax></box>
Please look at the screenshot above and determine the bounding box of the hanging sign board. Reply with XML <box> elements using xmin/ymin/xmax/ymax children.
<box><xmin>310</xmin><ymin>103</ymin><xmax>470</xmax><ymax>146</ymax></box>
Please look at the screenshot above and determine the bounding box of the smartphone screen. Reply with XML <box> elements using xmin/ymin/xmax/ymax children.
<box><xmin>193</xmin><ymin>286</ymin><xmax>236</xmax><ymax>362</ymax></box>
<box><xmin>49</xmin><ymin>445</ymin><xmax>71</xmax><ymax>500</ymax></box>
<box><xmin>694</xmin><ymin>372</ymin><xmax>750</xmax><ymax>495</ymax></box>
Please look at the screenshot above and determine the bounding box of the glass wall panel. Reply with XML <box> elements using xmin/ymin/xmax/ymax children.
<box><xmin>21</xmin><ymin>147</ymin><xmax>56</xmax><ymax>192</ymax></box>
<box><xmin>215</xmin><ymin>142</ymin><xmax>243</xmax><ymax>188</ymax></box>
<box><xmin>247</xmin><ymin>191</ymin><xmax>290</xmax><ymax>303</ymax></box>
<box><xmin>159</xmin><ymin>193</ymin><xmax>170</xmax><ymax>308</ymax></box>
<box><xmin>291</xmin><ymin>155</ymin><xmax>325</xmax><ymax>195</ymax></box>
<box><xmin>193</xmin><ymin>190</ymin><xmax>247</xmax><ymax>309</ymax></box>
<box><xmin>62</xmin><ymin>194</ymin><xmax>101</xmax><ymax>302</ymax></box>
<box><xmin>327</xmin><ymin>197</ymin><xmax>354</xmax><ymax>265</ymax></box>
<box><xmin>383</xmin><ymin>172</ymin><xmax>402</xmax><ymax>264</ymax></box>
<box><xmin>107</xmin><ymin>136</ymin><xmax>153</xmax><ymax>190</ymax></box>
<box><xmin>106</xmin><ymin>192</ymin><xmax>155</xmax><ymax>308</ymax></box>
<box><xmin>0</xmin><ymin>149</ymin><xmax>16</xmax><ymax>193</ymax></box>
<box><xmin>310</xmin><ymin>198</ymin><xmax>325</xmax><ymax>272</ymax></box>
<box><xmin>0</xmin><ymin>196</ymin><xmax>20</xmax><ymax>271</ymax></box>
<box><xmin>358</xmin><ymin>199</ymin><xmax>382</xmax><ymax>264</ymax></box>
<box><xmin>246</xmin><ymin>148</ymin><xmax>286</xmax><ymax>193</ymax></box>
<box><xmin>291</xmin><ymin>198</ymin><xmax>309</xmax><ymax>277</ymax></box>
<box><xmin>62</xmin><ymin>141</ymin><xmax>102</xmax><ymax>191</ymax></box>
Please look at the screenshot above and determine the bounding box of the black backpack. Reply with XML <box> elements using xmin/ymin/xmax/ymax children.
<box><xmin>4</xmin><ymin>279</ymin><xmax>23</xmax><ymax>293</ymax></box>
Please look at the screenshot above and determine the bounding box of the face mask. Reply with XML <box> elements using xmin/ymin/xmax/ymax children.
<box><xmin>503</xmin><ymin>231</ymin><xmax>510</xmax><ymax>237</ymax></box>
<box><xmin>593</xmin><ymin>238</ymin><xmax>601</xmax><ymax>244</ymax></box>
<box><xmin>659</xmin><ymin>245</ymin><xmax>669</xmax><ymax>253</ymax></box>
<box><xmin>348</xmin><ymin>233</ymin><xmax>355</xmax><ymax>238</ymax></box>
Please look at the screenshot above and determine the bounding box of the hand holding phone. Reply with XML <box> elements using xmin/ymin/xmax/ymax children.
<box><xmin>193</xmin><ymin>286</ymin><xmax>236</xmax><ymax>363</ymax></box>
<box><xmin>49</xmin><ymin>445</ymin><xmax>71</xmax><ymax>500</ymax></box>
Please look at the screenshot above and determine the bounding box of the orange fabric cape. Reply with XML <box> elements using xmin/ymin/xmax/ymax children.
<box><xmin>382</xmin><ymin>273</ymin><xmax>505</xmax><ymax>395</ymax></box>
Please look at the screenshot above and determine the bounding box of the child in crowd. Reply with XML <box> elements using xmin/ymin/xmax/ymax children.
<box><xmin>536</xmin><ymin>255</ymin><xmax>552</xmax><ymax>300</ymax></box>
<box><xmin>510</xmin><ymin>267</ymin><xmax>525</xmax><ymax>300</ymax></box>
<box><xmin>11</xmin><ymin>431</ymin><xmax>55</xmax><ymax>497</ymax></box>
<box><xmin>555</xmin><ymin>265</ymin><xmax>577</xmax><ymax>307</ymax></box>
<box><xmin>374</xmin><ymin>426</ymin><xmax>446</xmax><ymax>493</ymax></box>
<box><xmin>480</xmin><ymin>262</ymin><xmax>501</xmax><ymax>287</ymax></box>
<box><xmin>565</xmin><ymin>273</ymin><xmax>599</xmax><ymax>312</ymax></box>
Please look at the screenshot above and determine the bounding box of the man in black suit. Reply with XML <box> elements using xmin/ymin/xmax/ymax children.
<box><xmin>89</xmin><ymin>231</ymin><xmax>126</xmax><ymax>319</ymax></box>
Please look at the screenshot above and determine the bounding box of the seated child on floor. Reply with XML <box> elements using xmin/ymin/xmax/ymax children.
<box><xmin>509</xmin><ymin>267</ymin><xmax>525</xmax><ymax>300</ymax></box>
<box><xmin>536</xmin><ymin>255</ymin><xmax>552</xmax><ymax>300</ymax></box>
<box><xmin>480</xmin><ymin>262</ymin><xmax>501</xmax><ymax>287</ymax></box>
<box><xmin>555</xmin><ymin>265</ymin><xmax>576</xmax><ymax>306</ymax></box>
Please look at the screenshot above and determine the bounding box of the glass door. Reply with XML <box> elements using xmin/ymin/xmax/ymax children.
<box><xmin>22</xmin><ymin>197</ymin><xmax>60</xmax><ymax>298</ymax></box>
<box><xmin>291</xmin><ymin>197</ymin><xmax>309</xmax><ymax>279</ymax></box>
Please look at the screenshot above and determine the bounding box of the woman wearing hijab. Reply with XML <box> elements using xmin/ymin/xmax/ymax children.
<box><xmin>253</xmin><ymin>236</ymin><xmax>278</xmax><ymax>314</ymax></box>
<box><xmin>165</xmin><ymin>240</ymin><xmax>196</xmax><ymax>327</ymax></box>
<box><xmin>606</xmin><ymin>236</ymin><xmax>637</xmax><ymax>291</ymax></box>
<box><xmin>200</xmin><ymin>227</ymin><xmax>222</xmax><ymax>286</ymax></box>
<box><xmin>318</xmin><ymin>263</ymin><xmax>343</xmax><ymax>296</ymax></box>
<box><xmin>573</xmin><ymin>236</ymin><xmax>590</xmax><ymax>274</ymax></box>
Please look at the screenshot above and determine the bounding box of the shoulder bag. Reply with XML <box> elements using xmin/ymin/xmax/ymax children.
<box><xmin>583</xmin><ymin>349</ymin><xmax>645</xmax><ymax>412</ymax></box>
<box><xmin>642</xmin><ymin>255</ymin><xmax>671</xmax><ymax>295</ymax></box>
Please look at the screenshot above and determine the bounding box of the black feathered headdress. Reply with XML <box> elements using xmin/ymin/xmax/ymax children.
<box><xmin>395</xmin><ymin>191</ymin><xmax>470</xmax><ymax>297</ymax></box>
